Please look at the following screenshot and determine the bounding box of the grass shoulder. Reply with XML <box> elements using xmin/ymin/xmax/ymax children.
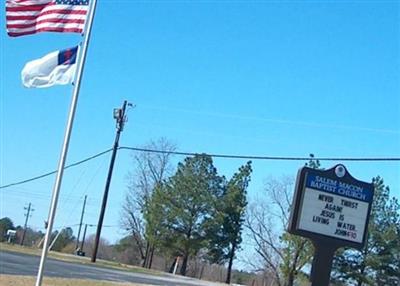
<box><xmin>0</xmin><ymin>275</ymin><xmax>151</xmax><ymax>286</ymax></box>
<box><xmin>0</xmin><ymin>243</ymin><xmax>163</xmax><ymax>277</ymax></box>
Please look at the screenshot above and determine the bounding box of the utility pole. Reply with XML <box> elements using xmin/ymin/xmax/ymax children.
<box><xmin>80</xmin><ymin>224</ymin><xmax>88</xmax><ymax>251</ymax></box>
<box><xmin>91</xmin><ymin>100</ymin><xmax>131</xmax><ymax>262</ymax></box>
<box><xmin>75</xmin><ymin>195</ymin><xmax>87</xmax><ymax>250</ymax></box>
<box><xmin>21</xmin><ymin>203</ymin><xmax>34</xmax><ymax>246</ymax></box>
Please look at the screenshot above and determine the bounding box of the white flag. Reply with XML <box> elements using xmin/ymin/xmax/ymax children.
<box><xmin>21</xmin><ymin>46</ymin><xmax>78</xmax><ymax>88</ymax></box>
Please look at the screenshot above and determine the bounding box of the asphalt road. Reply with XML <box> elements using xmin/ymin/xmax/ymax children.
<box><xmin>0</xmin><ymin>250</ymin><xmax>219</xmax><ymax>286</ymax></box>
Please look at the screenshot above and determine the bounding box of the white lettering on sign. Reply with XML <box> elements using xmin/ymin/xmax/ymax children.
<box><xmin>298</xmin><ymin>187</ymin><xmax>369</xmax><ymax>243</ymax></box>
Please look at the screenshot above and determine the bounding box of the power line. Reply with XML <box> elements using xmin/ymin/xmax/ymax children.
<box><xmin>120</xmin><ymin>146</ymin><xmax>400</xmax><ymax>162</ymax></box>
<box><xmin>1</xmin><ymin>146</ymin><xmax>399</xmax><ymax>190</ymax></box>
<box><xmin>0</xmin><ymin>148</ymin><xmax>112</xmax><ymax>189</ymax></box>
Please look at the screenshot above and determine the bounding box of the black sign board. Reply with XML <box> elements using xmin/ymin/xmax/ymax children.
<box><xmin>288</xmin><ymin>165</ymin><xmax>375</xmax><ymax>285</ymax></box>
<box><xmin>289</xmin><ymin>164</ymin><xmax>374</xmax><ymax>249</ymax></box>
<box><xmin>288</xmin><ymin>164</ymin><xmax>375</xmax><ymax>286</ymax></box>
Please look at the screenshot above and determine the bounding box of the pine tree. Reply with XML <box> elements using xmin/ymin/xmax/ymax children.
<box><xmin>332</xmin><ymin>176</ymin><xmax>400</xmax><ymax>286</ymax></box>
<box><xmin>207</xmin><ymin>161</ymin><xmax>252</xmax><ymax>284</ymax></box>
<box><xmin>146</xmin><ymin>154</ymin><xmax>225</xmax><ymax>276</ymax></box>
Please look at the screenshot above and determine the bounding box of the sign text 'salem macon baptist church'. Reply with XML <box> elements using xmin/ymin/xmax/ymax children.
<box><xmin>289</xmin><ymin>165</ymin><xmax>374</xmax><ymax>247</ymax></box>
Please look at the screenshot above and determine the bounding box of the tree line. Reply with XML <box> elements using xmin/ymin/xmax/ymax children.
<box><xmin>0</xmin><ymin>218</ymin><xmax>75</xmax><ymax>252</ymax></box>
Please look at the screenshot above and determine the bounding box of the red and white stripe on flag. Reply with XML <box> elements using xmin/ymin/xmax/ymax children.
<box><xmin>6</xmin><ymin>0</ymin><xmax>89</xmax><ymax>37</ymax></box>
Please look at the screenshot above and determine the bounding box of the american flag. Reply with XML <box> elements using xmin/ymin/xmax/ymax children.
<box><xmin>6</xmin><ymin>0</ymin><xmax>89</xmax><ymax>37</ymax></box>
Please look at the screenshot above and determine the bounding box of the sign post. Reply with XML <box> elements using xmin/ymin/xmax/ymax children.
<box><xmin>288</xmin><ymin>164</ymin><xmax>374</xmax><ymax>286</ymax></box>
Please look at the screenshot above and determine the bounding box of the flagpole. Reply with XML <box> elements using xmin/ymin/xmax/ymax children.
<box><xmin>35</xmin><ymin>0</ymin><xmax>98</xmax><ymax>285</ymax></box>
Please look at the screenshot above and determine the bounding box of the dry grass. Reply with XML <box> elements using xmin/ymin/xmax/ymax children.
<box><xmin>0</xmin><ymin>243</ymin><xmax>40</xmax><ymax>256</ymax></box>
<box><xmin>0</xmin><ymin>275</ymin><xmax>152</xmax><ymax>286</ymax></box>
<box><xmin>0</xmin><ymin>243</ymin><xmax>160</xmax><ymax>275</ymax></box>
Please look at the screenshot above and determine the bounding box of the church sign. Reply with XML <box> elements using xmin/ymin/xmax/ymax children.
<box><xmin>289</xmin><ymin>164</ymin><xmax>374</xmax><ymax>249</ymax></box>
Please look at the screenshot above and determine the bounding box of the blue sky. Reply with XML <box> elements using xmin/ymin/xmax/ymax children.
<box><xmin>1</xmin><ymin>0</ymin><xmax>399</xmax><ymax>261</ymax></box>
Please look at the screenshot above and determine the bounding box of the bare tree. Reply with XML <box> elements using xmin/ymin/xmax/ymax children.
<box><xmin>84</xmin><ymin>234</ymin><xmax>114</xmax><ymax>260</ymax></box>
<box><xmin>121</xmin><ymin>137</ymin><xmax>176</xmax><ymax>268</ymax></box>
<box><xmin>246</xmin><ymin>176</ymin><xmax>313</xmax><ymax>286</ymax></box>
